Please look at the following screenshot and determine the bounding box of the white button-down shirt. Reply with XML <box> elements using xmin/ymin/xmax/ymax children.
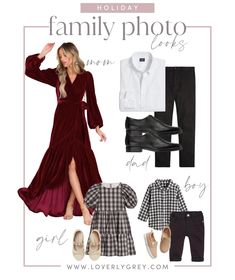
<box><xmin>119</xmin><ymin>52</ymin><xmax>165</xmax><ymax>112</ymax></box>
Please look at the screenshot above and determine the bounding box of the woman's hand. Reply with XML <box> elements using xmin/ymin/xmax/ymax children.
<box><xmin>38</xmin><ymin>43</ymin><xmax>55</xmax><ymax>59</ymax></box>
<box><xmin>95</xmin><ymin>127</ymin><xmax>107</xmax><ymax>142</ymax></box>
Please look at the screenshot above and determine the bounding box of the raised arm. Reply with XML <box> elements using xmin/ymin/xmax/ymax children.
<box><xmin>37</xmin><ymin>43</ymin><xmax>55</xmax><ymax>59</ymax></box>
<box><xmin>25</xmin><ymin>43</ymin><xmax>57</xmax><ymax>87</ymax></box>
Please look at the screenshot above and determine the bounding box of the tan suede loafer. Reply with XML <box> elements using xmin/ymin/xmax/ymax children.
<box><xmin>73</xmin><ymin>230</ymin><xmax>84</xmax><ymax>261</ymax></box>
<box><xmin>160</xmin><ymin>226</ymin><xmax>171</xmax><ymax>253</ymax></box>
<box><xmin>144</xmin><ymin>231</ymin><xmax>157</xmax><ymax>258</ymax></box>
<box><xmin>88</xmin><ymin>229</ymin><xmax>101</xmax><ymax>261</ymax></box>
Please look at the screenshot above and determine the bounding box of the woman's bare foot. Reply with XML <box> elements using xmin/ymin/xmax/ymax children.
<box><xmin>63</xmin><ymin>203</ymin><xmax>74</xmax><ymax>220</ymax></box>
<box><xmin>81</xmin><ymin>207</ymin><xmax>92</xmax><ymax>225</ymax></box>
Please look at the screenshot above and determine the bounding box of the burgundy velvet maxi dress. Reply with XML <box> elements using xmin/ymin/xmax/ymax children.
<box><xmin>18</xmin><ymin>54</ymin><xmax>103</xmax><ymax>217</ymax></box>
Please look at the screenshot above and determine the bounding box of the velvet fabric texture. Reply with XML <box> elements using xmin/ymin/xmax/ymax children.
<box><xmin>18</xmin><ymin>54</ymin><xmax>103</xmax><ymax>217</ymax></box>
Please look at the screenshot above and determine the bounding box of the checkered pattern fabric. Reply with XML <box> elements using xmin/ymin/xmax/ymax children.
<box><xmin>84</xmin><ymin>183</ymin><xmax>137</xmax><ymax>256</ymax></box>
<box><xmin>138</xmin><ymin>179</ymin><xmax>187</xmax><ymax>230</ymax></box>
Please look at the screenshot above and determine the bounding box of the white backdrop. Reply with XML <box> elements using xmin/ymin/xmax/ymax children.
<box><xmin>0</xmin><ymin>0</ymin><xmax>232</xmax><ymax>278</ymax></box>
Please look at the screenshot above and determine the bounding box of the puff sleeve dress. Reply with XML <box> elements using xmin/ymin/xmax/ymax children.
<box><xmin>84</xmin><ymin>183</ymin><xmax>137</xmax><ymax>256</ymax></box>
<box><xmin>18</xmin><ymin>54</ymin><xmax>103</xmax><ymax>217</ymax></box>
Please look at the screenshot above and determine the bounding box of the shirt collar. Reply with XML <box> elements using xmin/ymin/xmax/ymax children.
<box><xmin>129</xmin><ymin>52</ymin><xmax>153</xmax><ymax>75</ymax></box>
<box><xmin>155</xmin><ymin>179</ymin><xmax>174</xmax><ymax>191</ymax></box>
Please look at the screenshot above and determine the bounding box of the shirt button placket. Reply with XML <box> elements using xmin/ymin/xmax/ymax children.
<box><xmin>163</xmin><ymin>191</ymin><xmax>166</xmax><ymax>226</ymax></box>
<box><xmin>161</xmin><ymin>190</ymin><xmax>164</xmax><ymax>227</ymax></box>
<box><xmin>140</xmin><ymin>73</ymin><xmax>143</xmax><ymax>110</ymax></box>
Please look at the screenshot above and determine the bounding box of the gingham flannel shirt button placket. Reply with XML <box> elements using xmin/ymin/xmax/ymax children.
<box><xmin>161</xmin><ymin>189</ymin><xmax>164</xmax><ymax>227</ymax></box>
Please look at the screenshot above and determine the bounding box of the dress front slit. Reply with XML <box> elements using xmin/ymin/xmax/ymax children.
<box><xmin>18</xmin><ymin>54</ymin><xmax>103</xmax><ymax>217</ymax></box>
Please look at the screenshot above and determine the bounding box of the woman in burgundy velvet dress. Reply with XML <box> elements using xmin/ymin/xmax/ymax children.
<box><xmin>18</xmin><ymin>43</ymin><xmax>106</xmax><ymax>225</ymax></box>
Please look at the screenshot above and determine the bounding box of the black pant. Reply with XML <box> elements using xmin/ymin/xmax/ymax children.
<box><xmin>169</xmin><ymin>211</ymin><xmax>204</xmax><ymax>262</ymax></box>
<box><xmin>155</xmin><ymin>67</ymin><xmax>195</xmax><ymax>167</ymax></box>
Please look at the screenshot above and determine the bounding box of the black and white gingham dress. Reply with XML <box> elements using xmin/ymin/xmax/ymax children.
<box><xmin>138</xmin><ymin>179</ymin><xmax>187</xmax><ymax>230</ymax></box>
<box><xmin>85</xmin><ymin>183</ymin><xmax>137</xmax><ymax>256</ymax></box>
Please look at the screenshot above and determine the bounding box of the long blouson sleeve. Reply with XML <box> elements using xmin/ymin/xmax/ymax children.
<box><xmin>86</xmin><ymin>71</ymin><xmax>103</xmax><ymax>129</ymax></box>
<box><xmin>25</xmin><ymin>54</ymin><xmax>57</xmax><ymax>87</ymax></box>
<box><xmin>121</xmin><ymin>183</ymin><xmax>138</xmax><ymax>209</ymax></box>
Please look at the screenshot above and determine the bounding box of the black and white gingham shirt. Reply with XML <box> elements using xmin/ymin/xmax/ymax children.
<box><xmin>138</xmin><ymin>179</ymin><xmax>187</xmax><ymax>230</ymax></box>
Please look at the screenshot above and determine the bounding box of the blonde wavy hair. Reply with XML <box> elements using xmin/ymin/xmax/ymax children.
<box><xmin>56</xmin><ymin>42</ymin><xmax>85</xmax><ymax>98</ymax></box>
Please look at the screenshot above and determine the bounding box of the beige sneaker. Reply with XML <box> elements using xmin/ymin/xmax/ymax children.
<box><xmin>160</xmin><ymin>226</ymin><xmax>171</xmax><ymax>253</ymax></box>
<box><xmin>144</xmin><ymin>231</ymin><xmax>157</xmax><ymax>258</ymax></box>
<box><xmin>73</xmin><ymin>230</ymin><xmax>84</xmax><ymax>261</ymax></box>
<box><xmin>88</xmin><ymin>229</ymin><xmax>101</xmax><ymax>261</ymax></box>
